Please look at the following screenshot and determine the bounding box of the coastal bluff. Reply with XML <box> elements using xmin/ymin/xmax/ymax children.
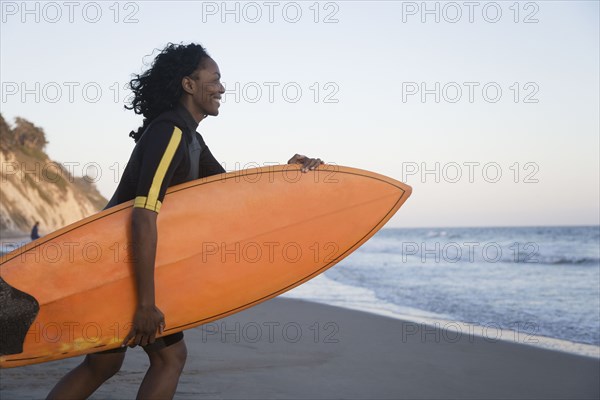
<box><xmin>0</xmin><ymin>114</ymin><xmax>106</xmax><ymax>236</ymax></box>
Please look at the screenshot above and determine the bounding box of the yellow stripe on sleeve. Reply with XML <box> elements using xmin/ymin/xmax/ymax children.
<box><xmin>133</xmin><ymin>196</ymin><xmax>162</xmax><ymax>213</ymax></box>
<box><xmin>134</xmin><ymin>196</ymin><xmax>148</xmax><ymax>209</ymax></box>
<box><xmin>145</xmin><ymin>126</ymin><xmax>182</xmax><ymax>211</ymax></box>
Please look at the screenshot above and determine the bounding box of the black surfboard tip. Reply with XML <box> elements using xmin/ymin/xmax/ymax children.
<box><xmin>0</xmin><ymin>277</ymin><xmax>40</xmax><ymax>356</ymax></box>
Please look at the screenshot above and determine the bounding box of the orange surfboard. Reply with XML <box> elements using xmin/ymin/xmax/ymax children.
<box><xmin>0</xmin><ymin>165</ymin><xmax>411</xmax><ymax>368</ymax></box>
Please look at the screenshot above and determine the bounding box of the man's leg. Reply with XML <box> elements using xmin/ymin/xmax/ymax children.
<box><xmin>46</xmin><ymin>350</ymin><xmax>126</xmax><ymax>399</ymax></box>
<box><xmin>137</xmin><ymin>336</ymin><xmax>187</xmax><ymax>400</ymax></box>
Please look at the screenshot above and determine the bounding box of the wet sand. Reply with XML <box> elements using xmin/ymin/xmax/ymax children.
<box><xmin>1</xmin><ymin>297</ymin><xmax>598</xmax><ymax>399</ymax></box>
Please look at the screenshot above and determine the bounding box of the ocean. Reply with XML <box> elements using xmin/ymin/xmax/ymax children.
<box><xmin>282</xmin><ymin>226</ymin><xmax>600</xmax><ymax>357</ymax></box>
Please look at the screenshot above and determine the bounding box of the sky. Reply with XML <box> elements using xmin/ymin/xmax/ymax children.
<box><xmin>1</xmin><ymin>0</ymin><xmax>599</xmax><ymax>228</ymax></box>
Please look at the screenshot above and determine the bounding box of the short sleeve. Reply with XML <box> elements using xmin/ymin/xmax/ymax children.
<box><xmin>133</xmin><ymin>123</ymin><xmax>184</xmax><ymax>213</ymax></box>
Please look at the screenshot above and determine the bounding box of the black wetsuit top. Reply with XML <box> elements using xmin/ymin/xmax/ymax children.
<box><xmin>101</xmin><ymin>105</ymin><xmax>224</xmax><ymax>352</ymax></box>
<box><xmin>106</xmin><ymin>104</ymin><xmax>225</xmax><ymax>212</ymax></box>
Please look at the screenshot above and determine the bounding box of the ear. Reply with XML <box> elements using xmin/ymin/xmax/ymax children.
<box><xmin>181</xmin><ymin>76</ymin><xmax>195</xmax><ymax>95</ymax></box>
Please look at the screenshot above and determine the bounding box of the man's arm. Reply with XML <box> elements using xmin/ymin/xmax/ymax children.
<box><xmin>122</xmin><ymin>207</ymin><xmax>165</xmax><ymax>347</ymax></box>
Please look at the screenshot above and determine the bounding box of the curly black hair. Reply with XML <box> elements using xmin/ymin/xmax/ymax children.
<box><xmin>126</xmin><ymin>42</ymin><xmax>211</xmax><ymax>142</ymax></box>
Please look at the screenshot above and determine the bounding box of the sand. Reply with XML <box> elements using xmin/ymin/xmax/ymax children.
<box><xmin>1</xmin><ymin>297</ymin><xmax>598</xmax><ymax>399</ymax></box>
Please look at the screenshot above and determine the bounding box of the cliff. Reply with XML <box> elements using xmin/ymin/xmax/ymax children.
<box><xmin>0</xmin><ymin>114</ymin><xmax>107</xmax><ymax>237</ymax></box>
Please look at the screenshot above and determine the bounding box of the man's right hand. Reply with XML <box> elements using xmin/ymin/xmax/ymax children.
<box><xmin>122</xmin><ymin>304</ymin><xmax>165</xmax><ymax>347</ymax></box>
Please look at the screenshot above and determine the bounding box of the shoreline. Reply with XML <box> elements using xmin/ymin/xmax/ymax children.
<box><xmin>292</xmin><ymin>297</ymin><xmax>600</xmax><ymax>359</ymax></box>
<box><xmin>282</xmin><ymin>274</ymin><xmax>600</xmax><ymax>359</ymax></box>
<box><xmin>1</xmin><ymin>297</ymin><xmax>599</xmax><ymax>399</ymax></box>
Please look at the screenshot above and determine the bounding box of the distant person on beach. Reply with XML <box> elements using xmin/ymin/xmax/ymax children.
<box><xmin>30</xmin><ymin>221</ymin><xmax>40</xmax><ymax>241</ymax></box>
<box><xmin>47</xmin><ymin>43</ymin><xmax>323</xmax><ymax>399</ymax></box>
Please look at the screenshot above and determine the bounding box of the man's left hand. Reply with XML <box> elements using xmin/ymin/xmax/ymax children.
<box><xmin>287</xmin><ymin>154</ymin><xmax>324</xmax><ymax>173</ymax></box>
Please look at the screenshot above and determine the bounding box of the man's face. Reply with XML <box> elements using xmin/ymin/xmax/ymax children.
<box><xmin>188</xmin><ymin>57</ymin><xmax>225</xmax><ymax>117</ymax></box>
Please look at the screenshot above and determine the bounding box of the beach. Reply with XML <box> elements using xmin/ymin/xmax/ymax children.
<box><xmin>1</xmin><ymin>297</ymin><xmax>598</xmax><ymax>399</ymax></box>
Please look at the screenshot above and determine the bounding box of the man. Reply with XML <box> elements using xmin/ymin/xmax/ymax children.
<box><xmin>47</xmin><ymin>42</ymin><xmax>323</xmax><ymax>399</ymax></box>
